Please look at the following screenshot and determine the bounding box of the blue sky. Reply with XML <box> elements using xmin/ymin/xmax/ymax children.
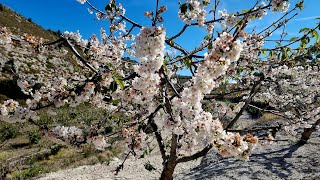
<box><xmin>0</xmin><ymin>0</ymin><xmax>319</xmax><ymax>75</ymax></box>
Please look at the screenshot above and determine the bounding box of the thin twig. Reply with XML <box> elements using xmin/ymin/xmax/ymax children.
<box><xmin>86</xmin><ymin>0</ymin><xmax>142</xmax><ymax>28</ymax></box>
<box><xmin>161</xmin><ymin>66</ymin><xmax>180</xmax><ymax>98</ymax></box>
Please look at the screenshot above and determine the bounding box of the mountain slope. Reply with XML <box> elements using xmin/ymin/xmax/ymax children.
<box><xmin>0</xmin><ymin>3</ymin><xmax>58</xmax><ymax>40</ymax></box>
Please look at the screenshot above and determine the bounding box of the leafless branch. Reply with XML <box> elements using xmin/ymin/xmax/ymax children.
<box><xmin>226</xmin><ymin>75</ymin><xmax>264</xmax><ymax>130</ymax></box>
<box><xmin>176</xmin><ymin>144</ymin><xmax>213</xmax><ymax>163</ymax></box>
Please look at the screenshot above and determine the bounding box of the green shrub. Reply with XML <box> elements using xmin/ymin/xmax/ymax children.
<box><xmin>10</xmin><ymin>163</ymin><xmax>48</xmax><ymax>179</ymax></box>
<box><xmin>28</xmin><ymin>129</ymin><xmax>41</xmax><ymax>144</ymax></box>
<box><xmin>0</xmin><ymin>122</ymin><xmax>17</xmax><ymax>142</ymax></box>
<box><xmin>82</xmin><ymin>143</ymin><xmax>97</xmax><ymax>158</ymax></box>
<box><xmin>0</xmin><ymin>4</ymin><xmax>5</xmax><ymax>11</ymax></box>
<box><xmin>144</xmin><ymin>161</ymin><xmax>156</xmax><ymax>171</ymax></box>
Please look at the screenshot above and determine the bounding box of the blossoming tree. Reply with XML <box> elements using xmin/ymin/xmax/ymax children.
<box><xmin>1</xmin><ymin>0</ymin><xmax>319</xmax><ymax>179</ymax></box>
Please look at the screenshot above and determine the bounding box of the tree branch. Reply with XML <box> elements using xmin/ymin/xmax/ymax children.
<box><xmin>86</xmin><ymin>0</ymin><xmax>142</xmax><ymax>28</ymax></box>
<box><xmin>161</xmin><ymin>66</ymin><xmax>180</xmax><ymax>98</ymax></box>
<box><xmin>176</xmin><ymin>144</ymin><xmax>213</xmax><ymax>163</ymax></box>
<box><xmin>225</xmin><ymin>75</ymin><xmax>264</xmax><ymax>130</ymax></box>
<box><xmin>63</xmin><ymin>38</ymin><xmax>98</xmax><ymax>73</ymax></box>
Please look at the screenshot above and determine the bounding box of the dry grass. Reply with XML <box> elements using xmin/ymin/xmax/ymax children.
<box><xmin>259</xmin><ymin>113</ymin><xmax>281</xmax><ymax>122</ymax></box>
<box><xmin>0</xmin><ymin>4</ymin><xmax>58</xmax><ymax>40</ymax></box>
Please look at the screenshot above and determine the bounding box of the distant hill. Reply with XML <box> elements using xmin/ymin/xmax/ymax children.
<box><xmin>0</xmin><ymin>4</ymin><xmax>79</xmax><ymax>103</ymax></box>
<box><xmin>0</xmin><ymin>4</ymin><xmax>59</xmax><ymax>41</ymax></box>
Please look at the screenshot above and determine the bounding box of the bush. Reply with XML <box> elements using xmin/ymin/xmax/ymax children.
<box><xmin>10</xmin><ymin>163</ymin><xmax>48</xmax><ymax>179</ymax></box>
<box><xmin>28</xmin><ymin>129</ymin><xmax>41</xmax><ymax>144</ymax></box>
<box><xmin>0</xmin><ymin>122</ymin><xmax>17</xmax><ymax>142</ymax></box>
<box><xmin>82</xmin><ymin>143</ymin><xmax>97</xmax><ymax>158</ymax></box>
<box><xmin>0</xmin><ymin>4</ymin><xmax>5</xmax><ymax>11</ymax></box>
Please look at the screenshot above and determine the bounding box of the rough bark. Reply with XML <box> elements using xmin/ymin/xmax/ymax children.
<box><xmin>299</xmin><ymin>118</ymin><xmax>320</xmax><ymax>144</ymax></box>
<box><xmin>160</xmin><ymin>134</ymin><xmax>178</xmax><ymax>180</ymax></box>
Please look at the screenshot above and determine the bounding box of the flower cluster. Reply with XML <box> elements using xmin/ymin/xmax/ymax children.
<box><xmin>218</xmin><ymin>10</ymin><xmax>239</xmax><ymax>29</ymax></box>
<box><xmin>255</xmin><ymin>64</ymin><xmax>320</xmax><ymax>136</ymax></box>
<box><xmin>250</xmin><ymin>2</ymin><xmax>268</xmax><ymax>19</ymax></box>
<box><xmin>0</xmin><ymin>99</ymin><xmax>19</xmax><ymax>116</ymax></box>
<box><xmin>63</xmin><ymin>31</ymin><xmax>88</xmax><ymax>47</ymax></box>
<box><xmin>23</xmin><ymin>33</ymin><xmax>44</xmax><ymax>46</ymax></box>
<box><xmin>113</xmin><ymin>27</ymin><xmax>165</xmax><ymax>114</ymax></box>
<box><xmin>241</xmin><ymin>33</ymin><xmax>265</xmax><ymax>65</ymax></box>
<box><xmin>0</xmin><ymin>98</ymin><xmax>39</xmax><ymax>121</ymax></box>
<box><xmin>271</xmin><ymin>0</ymin><xmax>290</xmax><ymax>12</ymax></box>
<box><xmin>50</xmin><ymin>126</ymin><xmax>85</xmax><ymax>144</ymax></box>
<box><xmin>150</xmin><ymin>32</ymin><xmax>256</xmax><ymax>157</ymax></box>
<box><xmin>121</xmin><ymin>128</ymin><xmax>145</xmax><ymax>150</ymax></box>
<box><xmin>76</xmin><ymin>0</ymin><xmax>86</xmax><ymax>4</ymax></box>
<box><xmin>206</xmin><ymin>22</ymin><xmax>216</xmax><ymax>34</ymax></box>
<box><xmin>87</xmin><ymin>33</ymin><xmax>126</xmax><ymax>68</ymax></box>
<box><xmin>178</xmin><ymin>0</ymin><xmax>210</xmax><ymax>26</ymax></box>
<box><xmin>213</xmin><ymin>133</ymin><xmax>258</xmax><ymax>160</ymax></box>
<box><xmin>134</xmin><ymin>26</ymin><xmax>166</xmax><ymax>61</ymax></box>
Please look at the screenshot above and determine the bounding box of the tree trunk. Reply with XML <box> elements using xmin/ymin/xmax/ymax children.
<box><xmin>300</xmin><ymin>128</ymin><xmax>313</xmax><ymax>144</ymax></box>
<box><xmin>160</xmin><ymin>160</ymin><xmax>177</xmax><ymax>180</ymax></box>
<box><xmin>299</xmin><ymin>119</ymin><xmax>320</xmax><ymax>144</ymax></box>
<box><xmin>160</xmin><ymin>134</ymin><xmax>178</xmax><ymax>180</ymax></box>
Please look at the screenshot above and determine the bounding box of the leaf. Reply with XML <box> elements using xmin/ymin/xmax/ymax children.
<box><xmin>299</xmin><ymin>27</ymin><xmax>310</xmax><ymax>34</ymax></box>
<box><xmin>163</xmin><ymin>59</ymin><xmax>168</xmax><ymax>66</ymax></box>
<box><xmin>300</xmin><ymin>38</ymin><xmax>307</xmax><ymax>48</ymax></box>
<box><xmin>253</xmin><ymin>72</ymin><xmax>263</xmax><ymax>77</ymax></box>
<box><xmin>204</xmin><ymin>34</ymin><xmax>211</xmax><ymax>41</ymax></box>
<box><xmin>202</xmin><ymin>1</ymin><xmax>210</xmax><ymax>6</ymax></box>
<box><xmin>241</xmin><ymin>9</ymin><xmax>249</xmax><ymax>13</ymax></box>
<box><xmin>169</xmin><ymin>40</ymin><xmax>175</xmax><ymax>46</ymax></box>
<box><xmin>183</xmin><ymin>58</ymin><xmax>192</xmax><ymax>69</ymax></box>
<box><xmin>188</xmin><ymin>4</ymin><xmax>194</xmax><ymax>11</ymax></box>
<box><xmin>281</xmin><ymin>47</ymin><xmax>288</xmax><ymax>60</ymax></box>
<box><xmin>289</xmin><ymin>37</ymin><xmax>299</xmax><ymax>42</ymax></box>
<box><xmin>237</xmin><ymin>66</ymin><xmax>243</xmax><ymax>74</ymax></box>
<box><xmin>295</xmin><ymin>1</ymin><xmax>304</xmax><ymax>11</ymax></box>
<box><xmin>105</xmin><ymin>4</ymin><xmax>112</xmax><ymax>12</ymax></box>
<box><xmin>311</xmin><ymin>30</ymin><xmax>319</xmax><ymax>41</ymax></box>
<box><xmin>114</xmin><ymin>76</ymin><xmax>124</xmax><ymax>89</ymax></box>
<box><xmin>179</xmin><ymin>3</ymin><xmax>188</xmax><ymax>14</ymax></box>
<box><xmin>112</xmin><ymin>99</ymin><xmax>120</xmax><ymax>106</ymax></box>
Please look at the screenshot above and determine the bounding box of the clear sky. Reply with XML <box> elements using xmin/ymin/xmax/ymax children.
<box><xmin>0</xmin><ymin>0</ymin><xmax>319</xmax><ymax>75</ymax></box>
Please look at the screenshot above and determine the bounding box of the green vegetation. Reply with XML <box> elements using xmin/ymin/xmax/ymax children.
<box><xmin>36</xmin><ymin>103</ymin><xmax>128</xmax><ymax>128</ymax></box>
<box><xmin>0</xmin><ymin>102</ymin><xmax>128</xmax><ymax>178</ymax></box>
<box><xmin>9</xmin><ymin>163</ymin><xmax>50</xmax><ymax>179</ymax></box>
<box><xmin>28</xmin><ymin>129</ymin><xmax>41</xmax><ymax>144</ymax></box>
<box><xmin>0</xmin><ymin>122</ymin><xmax>18</xmax><ymax>142</ymax></box>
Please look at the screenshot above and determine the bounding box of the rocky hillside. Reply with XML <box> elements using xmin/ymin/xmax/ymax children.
<box><xmin>0</xmin><ymin>4</ymin><xmax>90</xmax><ymax>103</ymax></box>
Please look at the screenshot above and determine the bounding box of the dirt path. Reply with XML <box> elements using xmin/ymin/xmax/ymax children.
<box><xmin>37</xmin><ymin>132</ymin><xmax>320</xmax><ymax>180</ymax></box>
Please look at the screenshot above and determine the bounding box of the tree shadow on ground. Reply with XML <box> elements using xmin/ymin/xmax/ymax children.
<box><xmin>176</xmin><ymin>141</ymin><xmax>320</xmax><ymax>180</ymax></box>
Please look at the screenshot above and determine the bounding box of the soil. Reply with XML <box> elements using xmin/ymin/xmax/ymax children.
<box><xmin>37</xmin><ymin>131</ymin><xmax>320</xmax><ymax>180</ymax></box>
